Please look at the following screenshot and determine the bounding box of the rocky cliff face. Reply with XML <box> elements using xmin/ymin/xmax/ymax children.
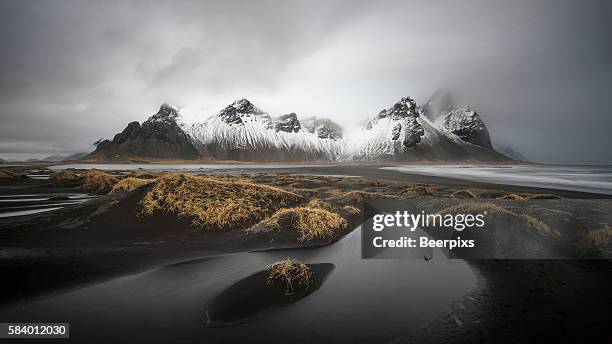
<box><xmin>274</xmin><ymin>113</ymin><xmax>301</xmax><ymax>133</ymax></box>
<box><xmin>301</xmin><ymin>117</ymin><xmax>343</xmax><ymax>140</ymax></box>
<box><xmin>84</xmin><ymin>104</ymin><xmax>200</xmax><ymax>161</ymax></box>
<box><xmin>440</xmin><ymin>106</ymin><xmax>492</xmax><ymax>149</ymax></box>
<box><xmin>422</xmin><ymin>91</ymin><xmax>493</xmax><ymax>149</ymax></box>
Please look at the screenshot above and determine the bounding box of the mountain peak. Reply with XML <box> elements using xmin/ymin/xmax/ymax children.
<box><xmin>274</xmin><ymin>113</ymin><xmax>301</xmax><ymax>133</ymax></box>
<box><xmin>219</xmin><ymin>98</ymin><xmax>270</xmax><ymax>126</ymax></box>
<box><xmin>228</xmin><ymin>98</ymin><xmax>262</xmax><ymax>114</ymax></box>
<box><xmin>376</xmin><ymin>96</ymin><xmax>419</xmax><ymax>122</ymax></box>
<box><xmin>146</xmin><ymin>103</ymin><xmax>180</xmax><ymax>124</ymax></box>
<box><xmin>441</xmin><ymin>106</ymin><xmax>492</xmax><ymax>149</ymax></box>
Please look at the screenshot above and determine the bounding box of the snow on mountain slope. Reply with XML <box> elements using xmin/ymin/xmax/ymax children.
<box><xmin>423</xmin><ymin>91</ymin><xmax>493</xmax><ymax>149</ymax></box>
<box><xmin>185</xmin><ymin>96</ymin><xmax>507</xmax><ymax>162</ymax></box>
<box><xmin>187</xmin><ymin>99</ymin><xmax>343</xmax><ymax>161</ymax></box>
<box><xmin>347</xmin><ymin>96</ymin><xmax>507</xmax><ymax>161</ymax></box>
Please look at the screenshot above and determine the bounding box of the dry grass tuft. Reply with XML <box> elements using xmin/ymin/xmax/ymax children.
<box><xmin>578</xmin><ymin>225</ymin><xmax>612</xmax><ymax>250</ymax></box>
<box><xmin>127</xmin><ymin>170</ymin><xmax>158</xmax><ymax>179</ymax></box>
<box><xmin>341</xmin><ymin>190</ymin><xmax>398</xmax><ymax>200</ymax></box>
<box><xmin>450</xmin><ymin>189</ymin><xmax>477</xmax><ymax>198</ymax></box>
<box><xmin>306</xmin><ymin>198</ymin><xmax>334</xmax><ymax>210</ymax></box>
<box><xmin>266</xmin><ymin>259</ymin><xmax>314</xmax><ymax>295</ymax></box>
<box><xmin>81</xmin><ymin>170</ymin><xmax>119</xmax><ymax>193</ymax></box>
<box><xmin>140</xmin><ymin>173</ymin><xmax>302</xmax><ymax>229</ymax></box>
<box><xmin>438</xmin><ymin>202</ymin><xmax>561</xmax><ymax>238</ymax></box>
<box><xmin>110</xmin><ymin>177</ymin><xmax>154</xmax><ymax>193</ymax></box>
<box><xmin>51</xmin><ymin>170</ymin><xmax>79</xmax><ymax>182</ymax></box>
<box><xmin>0</xmin><ymin>169</ymin><xmax>23</xmax><ymax>180</ymax></box>
<box><xmin>526</xmin><ymin>194</ymin><xmax>562</xmax><ymax>200</ymax></box>
<box><xmin>496</xmin><ymin>193</ymin><xmax>526</xmax><ymax>200</ymax></box>
<box><xmin>262</xmin><ymin>202</ymin><xmax>348</xmax><ymax>242</ymax></box>
<box><xmin>414</xmin><ymin>186</ymin><xmax>439</xmax><ymax>196</ymax></box>
<box><xmin>343</xmin><ymin>204</ymin><xmax>361</xmax><ymax>215</ymax></box>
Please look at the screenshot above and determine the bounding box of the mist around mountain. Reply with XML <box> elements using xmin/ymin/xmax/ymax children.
<box><xmin>494</xmin><ymin>144</ymin><xmax>527</xmax><ymax>161</ymax></box>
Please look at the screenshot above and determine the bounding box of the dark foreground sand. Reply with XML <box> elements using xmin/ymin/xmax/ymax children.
<box><xmin>0</xmin><ymin>164</ymin><xmax>610</xmax><ymax>343</ymax></box>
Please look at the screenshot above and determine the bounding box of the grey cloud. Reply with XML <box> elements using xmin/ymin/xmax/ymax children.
<box><xmin>0</xmin><ymin>0</ymin><xmax>610</xmax><ymax>163</ymax></box>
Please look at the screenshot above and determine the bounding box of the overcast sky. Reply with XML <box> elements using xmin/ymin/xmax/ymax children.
<box><xmin>0</xmin><ymin>0</ymin><xmax>610</xmax><ymax>163</ymax></box>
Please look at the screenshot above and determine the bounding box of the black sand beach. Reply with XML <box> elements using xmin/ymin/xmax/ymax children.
<box><xmin>0</xmin><ymin>164</ymin><xmax>610</xmax><ymax>343</ymax></box>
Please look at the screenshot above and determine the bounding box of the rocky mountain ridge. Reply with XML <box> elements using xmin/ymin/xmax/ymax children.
<box><xmin>84</xmin><ymin>92</ymin><xmax>509</xmax><ymax>162</ymax></box>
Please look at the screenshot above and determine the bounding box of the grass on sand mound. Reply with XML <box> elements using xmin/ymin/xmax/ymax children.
<box><xmin>50</xmin><ymin>170</ymin><xmax>79</xmax><ymax>182</ymax></box>
<box><xmin>578</xmin><ymin>225</ymin><xmax>612</xmax><ymax>251</ymax></box>
<box><xmin>451</xmin><ymin>189</ymin><xmax>477</xmax><ymax>198</ymax></box>
<box><xmin>140</xmin><ymin>173</ymin><xmax>302</xmax><ymax>229</ymax></box>
<box><xmin>266</xmin><ymin>259</ymin><xmax>315</xmax><ymax>295</ymax></box>
<box><xmin>497</xmin><ymin>193</ymin><xmax>525</xmax><ymax>200</ymax></box>
<box><xmin>261</xmin><ymin>199</ymin><xmax>348</xmax><ymax>242</ymax></box>
<box><xmin>438</xmin><ymin>202</ymin><xmax>561</xmax><ymax>238</ymax></box>
<box><xmin>126</xmin><ymin>170</ymin><xmax>158</xmax><ymax>179</ymax></box>
<box><xmin>111</xmin><ymin>177</ymin><xmax>154</xmax><ymax>193</ymax></box>
<box><xmin>0</xmin><ymin>169</ymin><xmax>24</xmax><ymax>180</ymax></box>
<box><xmin>81</xmin><ymin>170</ymin><xmax>119</xmax><ymax>193</ymax></box>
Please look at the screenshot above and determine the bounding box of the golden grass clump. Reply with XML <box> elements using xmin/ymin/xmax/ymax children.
<box><xmin>343</xmin><ymin>205</ymin><xmax>361</xmax><ymax>215</ymax></box>
<box><xmin>140</xmin><ymin>173</ymin><xmax>302</xmax><ymax>229</ymax></box>
<box><xmin>110</xmin><ymin>177</ymin><xmax>154</xmax><ymax>193</ymax></box>
<box><xmin>305</xmin><ymin>198</ymin><xmax>334</xmax><ymax>210</ymax></box>
<box><xmin>81</xmin><ymin>170</ymin><xmax>119</xmax><ymax>193</ymax></box>
<box><xmin>0</xmin><ymin>169</ymin><xmax>23</xmax><ymax>180</ymax></box>
<box><xmin>51</xmin><ymin>170</ymin><xmax>79</xmax><ymax>182</ymax></box>
<box><xmin>450</xmin><ymin>189</ymin><xmax>477</xmax><ymax>198</ymax></box>
<box><xmin>438</xmin><ymin>202</ymin><xmax>561</xmax><ymax>238</ymax></box>
<box><xmin>262</xmin><ymin>201</ymin><xmax>348</xmax><ymax>242</ymax></box>
<box><xmin>266</xmin><ymin>259</ymin><xmax>314</xmax><ymax>295</ymax></box>
<box><xmin>526</xmin><ymin>194</ymin><xmax>562</xmax><ymax>200</ymax></box>
<box><xmin>126</xmin><ymin>170</ymin><xmax>158</xmax><ymax>179</ymax></box>
<box><xmin>413</xmin><ymin>185</ymin><xmax>440</xmax><ymax>197</ymax></box>
<box><xmin>496</xmin><ymin>193</ymin><xmax>525</xmax><ymax>200</ymax></box>
<box><xmin>341</xmin><ymin>190</ymin><xmax>398</xmax><ymax>201</ymax></box>
<box><xmin>578</xmin><ymin>225</ymin><xmax>612</xmax><ymax>250</ymax></box>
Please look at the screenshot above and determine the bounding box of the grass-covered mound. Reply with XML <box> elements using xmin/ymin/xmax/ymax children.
<box><xmin>50</xmin><ymin>170</ymin><xmax>79</xmax><ymax>182</ymax></box>
<box><xmin>266</xmin><ymin>258</ymin><xmax>315</xmax><ymax>295</ymax></box>
<box><xmin>111</xmin><ymin>177</ymin><xmax>154</xmax><ymax>193</ymax></box>
<box><xmin>438</xmin><ymin>202</ymin><xmax>560</xmax><ymax>238</ymax></box>
<box><xmin>261</xmin><ymin>199</ymin><xmax>348</xmax><ymax>242</ymax></box>
<box><xmin>579</xmin><ymin>225</ymin><xmax>612</xmax><ymax>252</ymax></box>
<box><xmin>204</xmin><ymin>259</ymin><xmax>334</xmax><ymax>325</ymax></box>
<box><xmin>140</xmin><ymin>173</ymin><xmax>302</xmax><ymax>229</ymax></box>
<box><xmin>0</xmin><ymin>169</ymin><xmax>26</xmax><ymax>181</ymax></box>
<box><xmin>126</xmin><ymin>170</ymin><xmax>158</xmax><ymax>179</ymax></box>
<box><xmin>81</xmin><ymin>170</ymin><xmax>119</xmax><ymax>193</ymax></box>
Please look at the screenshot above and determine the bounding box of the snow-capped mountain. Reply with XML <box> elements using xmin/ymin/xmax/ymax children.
<box><xmin>83</xmin><ymin>93</ymin><xmax>510</xmax><ymax>162</ymax></box>
<box><xmin>187</xmin><ymin>99</ymin><xmax>343</xmax><ymax>161</ymax></box>
<box><xmin>422</xmin><ymin>91</ymin><xmax>492</xmax><ymax>149</ymax></box>
<box><xmin>347</xmin><ymin>95</ymin><xmax>505</xmax><ymax>161</ymax></box>
<box><xmin>83</xmin><ymin>104</ymin><xmax>200</xmax><ymax>161</ymax></box>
